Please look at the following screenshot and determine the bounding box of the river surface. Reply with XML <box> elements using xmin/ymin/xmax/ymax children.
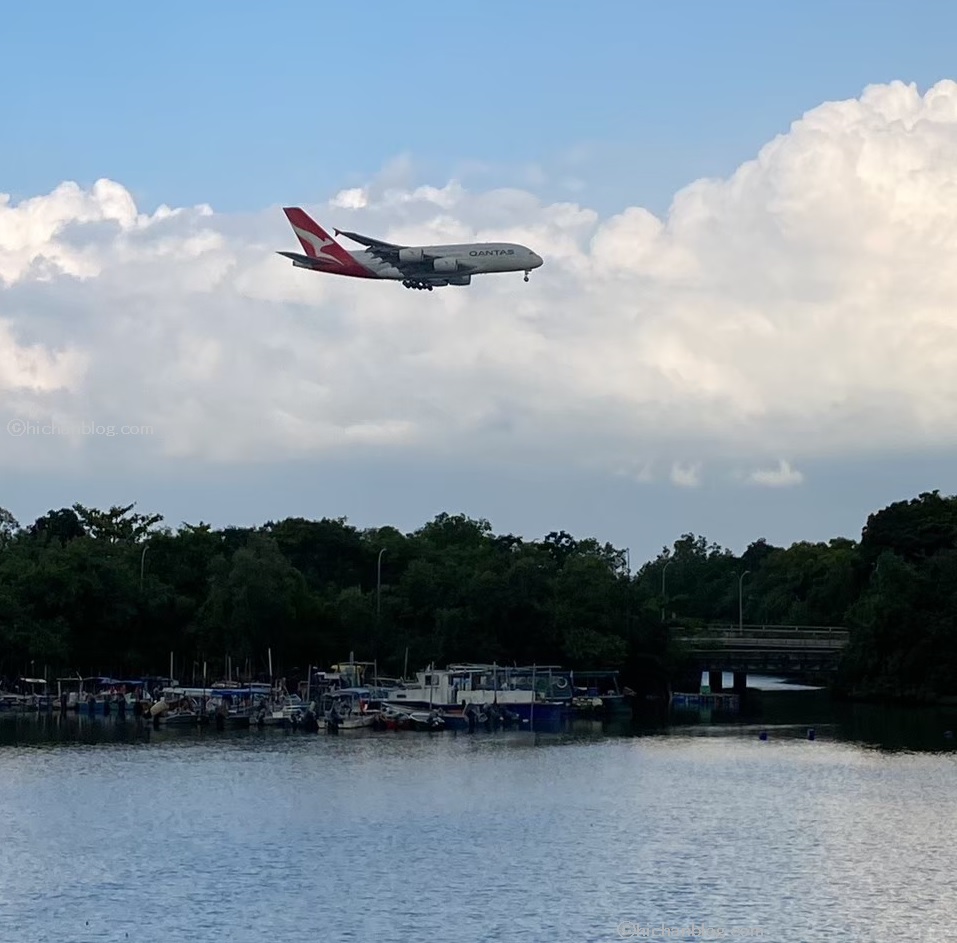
<box><xmin>2</xmin><ymin>683</ymin><xmax>956</xmax><ymax>943</ymax></box>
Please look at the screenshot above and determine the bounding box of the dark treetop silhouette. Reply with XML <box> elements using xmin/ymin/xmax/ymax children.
<box><xmin>1</xmin><ymin>491</ymin><xmax>955</xmax><ymax>704</ymax></box>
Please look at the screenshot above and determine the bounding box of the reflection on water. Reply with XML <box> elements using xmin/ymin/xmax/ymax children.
<box><xmin>3</xmin><ymin>681</ymin><xmax>957</xmax><ymax>756</ymax></box>
<box><xmin>2</xmin><ymin>686</ymin><xmax>956</xmax><ymax>942</ymax></box>
<box><xmin>3</xmin><ymin>684</ymin><xmax>957</xmax><ymax>756</ymax></box>
<box><xmin>743</xmin><ymin>672</ymin><xmax>825</xmax><ymax>692</ymax></box>
<box><xmin>0</xmin><ymin>711</ymin><xmax>155</xmax><ymax>746</ymax></box>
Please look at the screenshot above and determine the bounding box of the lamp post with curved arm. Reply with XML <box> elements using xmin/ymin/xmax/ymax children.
<box><xmin>376</xmin><ymin>548</ymin><xmax>387</xmax><ymax>621</ymax></box>
<box><xmin>738</xmin><ymin>570</ymin><xmax>750</xmax><ymax>634</ymax></box>
<box><xmin>661</xmin><ymin>559</ymin><xmax>673</xmax><ymax>622</ymax></box>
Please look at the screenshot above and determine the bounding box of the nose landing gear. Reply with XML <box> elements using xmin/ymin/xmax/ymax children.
<box><xmin>524</xmin><ymin>270</ymin><xmax>530</xmax><ymax>282</ymax></box>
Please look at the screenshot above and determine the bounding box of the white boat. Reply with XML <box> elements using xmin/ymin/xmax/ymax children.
<box><xmin>252</xmin><ymin>693</ymin><xmax>310</xmax><ymax>727</ymax></box>
<box><xmin>55</xmin><ymin>676</ymin><xmax>157</xmax><ymax>713</ymax></box>
<box><xmin>384</xmin><ymin>663</ymin><xmax>573</xmax><ymax>727</ymax></box>
<box><xmin>0</xmin><ymin>692</ymin><xmax>28</xmax><ymax>711</ymax></box>
<box><xmin>149</xmin><ymin>697</ymin><xmax>201</xmax><ymax>727</ymax></box>
<box><xmin>321</xmin><ymin>688</ymin><xmax>376</xmax><ymax>730</ymax></box>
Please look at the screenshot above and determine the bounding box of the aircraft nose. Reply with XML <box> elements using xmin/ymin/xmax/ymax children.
<box><xmin>531</xmin><ymin>252</ymin><xmax>544</xmax><ymax>268</ymax></box>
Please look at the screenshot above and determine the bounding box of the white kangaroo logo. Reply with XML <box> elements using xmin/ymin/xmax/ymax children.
<box><xmin>293</xmin><ymin>225</ymin><xmax>343</xmax><ymax>265</ymax></box>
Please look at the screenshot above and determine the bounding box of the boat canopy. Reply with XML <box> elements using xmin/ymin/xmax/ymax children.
<box><xmin>207</xmin><ymin>687</ymin><xmax>269</xmax><ymax>697</ymax></box>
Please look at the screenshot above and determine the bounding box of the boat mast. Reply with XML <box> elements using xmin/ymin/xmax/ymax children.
<box><xmin>530</xmin><ymin>664</ymin><xmax>536</xmax><ymax>732</ymax></box>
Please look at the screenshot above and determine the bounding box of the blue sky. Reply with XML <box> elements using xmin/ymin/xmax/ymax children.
<box><xmin>2</xmin><ymin>1</ymin><xmax>957</xmax><ymax>563</ymax></box>
<box><xmin>5</xmin><ymin>0</ymin><xmax>955</xmax><ymax>219</ymax></box>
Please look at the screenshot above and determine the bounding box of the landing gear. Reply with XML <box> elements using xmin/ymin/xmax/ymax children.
<box><xmin>524</xmin><ymin>270</ymin><xmax>530</xmax><ymax>282</ymax></box>
<box><xmin>402</xmin><ymin>279</ymin><xmax>433</xmax><ymax>291</ymax></box>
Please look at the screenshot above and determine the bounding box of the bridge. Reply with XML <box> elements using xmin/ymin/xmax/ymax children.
<box><xmin>671</xmin><ymin>624</ymin><xmax>850</xmax><ymax>690</ymax></box>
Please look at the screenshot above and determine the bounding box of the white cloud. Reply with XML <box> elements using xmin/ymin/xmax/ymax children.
<box><xmin>670</xmin><ymin>463</ymin><xmax>701</xmax><ymax>488</ymax></box>
<box><xmin>747</xmin><ymin>460</ymin><xmax>804</xmax><ymax>488</ymax></box>
<box><xmin>4</xmin><ymin>79</ymin><xmax>957</xmax><ymax>480</ymax></box>
<box><xmin>614</xmin><ymin>460</ymin><xmax>654</xmax><ymax>484</ymax></box>
<box><xmin>330</xmin><ymin>188</ymin><xmax>368</xmax><ymax>210</ymax></box>
<box><xmin>0</xmin><ymin>321</ymin><xmax>87</xmax><ymax>392</ymax></box>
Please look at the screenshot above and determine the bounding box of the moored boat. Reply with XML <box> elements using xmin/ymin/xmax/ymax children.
<box><xmin>569</xmin><ymin>670</ymin><xmax>635</xmax><ymax>718</ymax></box>
<box><xmin>384</xmin><ymin>663</ymin><xmax>573</xmax><ymax>729</ymax></box>
<box><xmin>149</xmin><ymin>696</ymin><xmax>202</xmax><ymax>727</ymax></box>
<box><xmin>321</xmin><ymin>688</ymin><xmax>377</xmax><ymax>732</ymax></box>
<box><xmin>252</xmin><ymin>692</ymin><xmax>310</xmax><ymax>727</ymax></box>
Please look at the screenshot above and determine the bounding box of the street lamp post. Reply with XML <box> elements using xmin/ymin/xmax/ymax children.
<box><xmin>624</xmin><ymin>547</ymin><xmax>632</xmax><ymax>634</ymax></box>
<box><xmin>140</xmin><ymin>543</ymin><xmax>150</xmax><ymax>590</ymax></box>
<box><xmin>738</xmin><ymin>570</ymin><xmax>750</xmax><ymax>633</ymax></box>
<box><xmin>376</xmin><ymin>548</ymin><xmax>387</xmax><ymax>621</ymax></box>
<box><xmin>661</xmin><ymin>559</ymin><xmax>673</xmax><ymax>622</ymax></box>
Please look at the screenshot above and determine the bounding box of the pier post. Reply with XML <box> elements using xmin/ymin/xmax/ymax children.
<box><xmin>732</xmin><ymin>671</ymin><xmax>747</xmax><ymax>695</ymax></box>
<box><xmin>708</xmin><ymin>670</ymin><xmax>724</xmax><ymax>693</ymax></box>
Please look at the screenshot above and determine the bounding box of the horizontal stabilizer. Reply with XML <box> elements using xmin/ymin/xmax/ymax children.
<box><xmin>276</xmin><ymin>250</ymin><xmax>323</xmax><ymax>269</ymax></box>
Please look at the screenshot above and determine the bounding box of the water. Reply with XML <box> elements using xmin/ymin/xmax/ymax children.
<box><xmin>2</xmin><ymin>692</ymin><xmax>956</xmax><ymax>943</ymax></box>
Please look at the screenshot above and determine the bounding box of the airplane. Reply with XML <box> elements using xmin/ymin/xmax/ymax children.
<box><xmin>277</xmin><ymin>206</ymin><xmax>543</xmax><ymax>290</ymax></box>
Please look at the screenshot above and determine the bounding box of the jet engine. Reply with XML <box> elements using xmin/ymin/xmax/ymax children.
<box><xmin>398</xmin><ymin>247</ymin><xmax>424</xmax><ymax>263</ymax></box>
<box><xmin>446</xmin><ymin>275</ymin><xmax>471</xmax><ymax>286</ymax></box>
<box><xmin>432</xmin><ymin>257</ymin><xmax>458</xmax><ymax>273</ymax></box>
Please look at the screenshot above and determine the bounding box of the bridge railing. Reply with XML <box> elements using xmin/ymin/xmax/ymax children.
<box><xmin>673</xmin><ymin>624</ymin><xmax>850</xmax><ymax>641</ymax></box>
<box><xmin>673</xmin><ymin>637</ymin><xmax>848</xmax><ymax>651</ymax></box>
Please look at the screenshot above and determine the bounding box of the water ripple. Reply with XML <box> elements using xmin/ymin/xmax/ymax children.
<box><xmin>0</xmin><ymin>720</ymin><xmax>955</xmax><ymax>941</ymax></box>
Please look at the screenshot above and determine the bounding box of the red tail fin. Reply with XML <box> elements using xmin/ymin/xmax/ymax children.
<box><xmin>283</xmin><ymin>207</ymin><xmax>355</xmax><ymax>267</ymax></box>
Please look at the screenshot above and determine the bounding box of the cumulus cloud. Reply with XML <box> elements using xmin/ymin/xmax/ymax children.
<box><xmin>747</xmin><ymin>460</ymin><xmax>804</xmax><ymax>488</ymax></box>
<box><xmin>670</xmin><ymin>463</ymin><xmax>702</xmax><ymax>488</ymax></box>
<box><xmin>3</xmin><ymin>79</ymin><xmax>957</xmax><ymax>480</ymax></box>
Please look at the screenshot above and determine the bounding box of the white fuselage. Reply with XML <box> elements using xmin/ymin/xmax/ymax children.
<box><xmin>280</xmin><ymin>207</ymin><xmax>544</xmax><ymax>289</ymax></box>
<box><xmin>357</xmin><ymin>242</ymin><xmax>542</xmax><ymax>281</ymax></box>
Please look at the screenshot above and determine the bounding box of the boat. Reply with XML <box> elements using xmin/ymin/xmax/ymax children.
<box><xmin>55</xmin><ymin>676</ymin><xmax>157</xmax><ymax>714</ymax></box>
<box><xmin>373</xmin><ymin>703</ymin><xmax>415</xmax><ymax>730</ymax></box>
<box><xmin>373</xmin><ymin>703</ymin><xmax>450</xmax><ymax>731</ymax></box>
<box><xmin>149</xmin><ymin>695</ymin><xmax>202</xmax><ymax>727</ymax></box>
<box><xmin>320</xmin><ymin>688</ymin><xmax>377</xmax><ymax>731</ymax></box>
<box><xmin>568</xmin><ymin>670</ymin><xmax>635</xmax><ymax>718</ymax></box>
<box><xmin>205</xmin><ymin>687</ymin><xmax>255</xmax><ymax>728</ymax></box>
<box><xmin>406</xmin><ymin>708</ymin><xmax>446</xmax><ymax>731</ymax></box>
<box><xmin>383</xmin><ymin>663</ymin><xmax>573</xmax><ymax>728</ymax></box>
<box><xmin>0</xmin><ymin>691</ymin><xmax>28</xmax><ymax>711</ymax></box>
<box><xmin>252</xmin><ymin>692</ymin><xmax>311</xmax><ymax>727</ymax></box>
<box><xmin>319</xmin><ymin>657</ymin><xmax>399</xmax><ymax>707</ymax></box>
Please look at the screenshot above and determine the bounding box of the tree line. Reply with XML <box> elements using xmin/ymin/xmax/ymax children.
<box><xmin>0</xmin><ymin>490</ymin><xmax>955</xmax><ymax>703</ymax></box>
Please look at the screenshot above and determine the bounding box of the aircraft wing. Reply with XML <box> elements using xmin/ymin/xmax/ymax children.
<box><xmin>334</xmin><ymin>229</ymin><xmax>403</xmax><ymax>250</ymax></box>
<box><xmin>333</xmin><ymin>229</ymin><xmax>478</xmax><ymax>280</ymax></box>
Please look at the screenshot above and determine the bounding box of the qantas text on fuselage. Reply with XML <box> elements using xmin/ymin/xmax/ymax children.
<box><xmin>276</xmin><ymin>207</ymin><xmax>543</xmax><ymax>291</ymax></box>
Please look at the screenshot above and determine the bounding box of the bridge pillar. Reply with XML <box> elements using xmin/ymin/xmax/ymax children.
<box><xmin>708</xmin><ymin>670</ymin><xmax>724</xmax><ymax>693</ymax></box>
<box><xmin>732</xmin><ymin>671</ymin><xmax>747</xmax><ymax>695</ymax></box>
